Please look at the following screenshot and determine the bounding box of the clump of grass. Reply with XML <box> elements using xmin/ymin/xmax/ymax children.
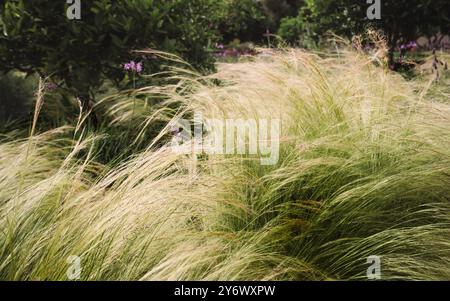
<box><xmin>0</xmin><ymin>47</ymin><xmax>449</xmax><ymax>280</ymax></box>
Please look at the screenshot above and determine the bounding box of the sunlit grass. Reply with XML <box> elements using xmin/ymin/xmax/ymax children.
<box><xmin>0</xmin><ymin>48</ymin><xmax>449</xmax><ymax>280</ymax></box>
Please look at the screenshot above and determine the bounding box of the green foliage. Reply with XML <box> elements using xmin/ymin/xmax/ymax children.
<box><xmin>214</xmin><ymin>0</ymin><xmax>307</xmax><ymax>44</ymax></box>
<box><xmin>216</xmin><ymin>0</ymin><xmax>268</xmax><ymax>43</ymax></box>
<box><xmin>260</xmin><ymin>0</ymin><xmax>304</xmax><ymax>29</ymax></box>
<box><xmin>278</xmin><ymin>16</ymin><xmax>315</xmax><ymax>47</ymax></box>
<box><xmin>0</xmin><ymin>72</ymin><xmax>37</xmax><ymax>123</ymax></box>
<box><xmin>0</xmin><ymin>0</ymin><xmax>219</xmax><ymax>102</ymax></box>
<box><xmin>288</xmin><ymin>0</ymin><xmax>450</xmax><ymax>51</ymax></box>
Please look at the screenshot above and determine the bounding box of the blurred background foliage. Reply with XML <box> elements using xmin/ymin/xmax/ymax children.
<box><xmin>0</xmin><ymin>71</ymin><xmax>37</xmax><ymax>126</ymax></box>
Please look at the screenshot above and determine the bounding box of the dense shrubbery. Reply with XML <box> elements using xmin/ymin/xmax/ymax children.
<box><xmin>260</xmin><ymin>0</ymin><xmax>304</xmax><ymax>30</ymax></box>
<box><xmin>0</xmin><ymin>0</ymin><xmax>220</xmax><ymax>109</ymax></box>
<box><xmin>1</xmin><ymin>0</ymin><xmax>449</xmax><ymax>129</ymax></box>
<box><xmin>277</xmin><ymin>0</ymin><xmax>450</xmax><ymax>63</ymax></box>
<box><xmin>278</xmin><ymin>17</ymin><xmax>302</xmax><ymax>44</ymax></box>
<box><xmin>215</xmin><ymin>0</ymin><xmax>305</xmax><ymax>44</ymax></box>
<box><xmin>2</xmin><ymin>0</ymin><xmax>447</xmax><ymax>97</ymax></box>
<box><xmin>216</xmin><ymin>0</ymin><xmax>267</xmax><ymax>43</ymax></box>
<box><xmin>0</xmin><ymin>72</ymin><xmax>37</xmax><ymax>123</ymax></box>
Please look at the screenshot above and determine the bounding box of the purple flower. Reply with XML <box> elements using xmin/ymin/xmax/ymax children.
<box><xmin>123</xmin><ymin>60</ymin><xmax>143</xmax><ymax>73</ymax></box>
<box><xmin>408</xmin><ymin>41</ymin><xmax>418</xmax><ymax>48</ymax></box>
<box><xmin>135</xmin><ymin>62</ymin><xmax>143</xmax><ymax>73</ymax></box>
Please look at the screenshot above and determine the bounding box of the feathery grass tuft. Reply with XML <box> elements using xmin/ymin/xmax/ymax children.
<box><xmin>1</xmin><ymin>48</ymin><xmax>449</xmax><ymax>280</ymax></box>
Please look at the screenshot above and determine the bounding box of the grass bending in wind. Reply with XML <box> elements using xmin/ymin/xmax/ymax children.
<box><xmin>1</xmin><ymin>48</ymin><xmax>450</xmax><ymax>280</ymax></box>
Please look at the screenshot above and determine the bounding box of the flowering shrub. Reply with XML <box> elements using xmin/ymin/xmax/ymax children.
<box><xmin>0</xmin><ymin>0</ymin><xmax>220</xmax><ymax>110</ymax></box>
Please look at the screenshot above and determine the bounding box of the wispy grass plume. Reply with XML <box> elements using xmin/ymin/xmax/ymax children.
<box><xmin>1</xmin><ymin>48</ymin><xmax>449</xmax><ymax>280</ymax></box>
